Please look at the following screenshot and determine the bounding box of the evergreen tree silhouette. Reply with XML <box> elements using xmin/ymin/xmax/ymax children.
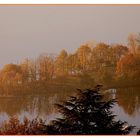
<box><xmin>137</xmin><ymin>130</ymin><xmax>140</xmax><ymax>135</ymax></box>
<box><xmin>46</xmin><ymin>86</ymin><xmax>134</xmax><ymax>135</ymax></box>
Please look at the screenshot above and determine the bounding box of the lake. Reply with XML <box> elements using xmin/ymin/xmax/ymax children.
<box><xmin>0</xmin><ymin>86</ymin><xmax>140</xmax><ymax>134</ymax></box>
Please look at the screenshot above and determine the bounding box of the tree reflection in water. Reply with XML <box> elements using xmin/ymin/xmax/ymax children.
<box><xmin>0</xmin><ymin>87</ymin><xmax>140</xmax><ymax>130</ymax></box>
<box><xmin>0</xmin><ymin>91</ymin><xmax>76</xmax><ymax>125</ymax></box>
<box><xmin>116</xmin><ymin>87</ymin><xmax>140</xmax><ymax>116</ymax></box>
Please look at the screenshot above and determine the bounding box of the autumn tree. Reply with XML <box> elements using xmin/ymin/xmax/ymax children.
<box><xmin>55</xmin><ymin>49</ymin><xmax>68</xmax><ymax>76</ymax></box>
<box><xmin>135</xmin><ymin>33</ymin><xmax>140</xmax><ymax>53</ymax></box>
<box><xmin>116</xmin><ymin>53</ymin><xmax>140</xmax><ymax>81</ymax></box>
<box><xmin>0</xmin><ymin>64</ymin><xmax>22</xmax><ymax>95</ymax></box>
<box><xmin>66</xmin><ymin>54</ymin><xmax>77</xmax><ymax>75</ymax></box>
<box><xmin>128</xmin><ymin>34</ymin><xmax>137</xmax><ymax>55</ymax></box>
<box><xmin>128</xmin><ymin>33</ymin><xmax>140</xmax><ymax>54</ymax></box>
<box><xmin>111</xmin><ymin>44</ymin><xmax>128</xmax><ymax>63</ymax></box>
<box><xmin>28</xmin><ymin>59</ymin><xmax>39</xmax><ymax>82</ymax></box>
<box><xmin>75</xmin><ymin>44</ymin><xmax>92</xmax><ymax>73</ymax></box>
<box><xmin>38</xmin><ymin>54</ymin><xmax>55</xmax><ymax>81</ymax></box>
<box><xmin>46</xmin><ymin>86</ymin><xmax>134</xmax><ymax>135</ymax></box>
<box><xmin>20</xmin><ymin>59</ymin><xmax>38</xmax><ymax>83</ymax></box>
<box><xmin>92</xmin><ymin>43</ymin><xmax>110</xmax><ymax>68</ymax></box>
<box><xmin>20</xmin><ymin>59</ymin><xmax>30</xmax><ymax>83</ymax></box>
<box><xmin>90</xmin><ymin>43</ymin><xmax>115</xmax><ymax>83</ymax></box>
<box><xmin>0</xmin><ymin>64</ymin><xmax>22</xmax><ymax>85</ymax></box>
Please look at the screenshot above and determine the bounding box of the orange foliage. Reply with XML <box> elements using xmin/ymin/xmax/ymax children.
<box><xmin>116</xmin><ymin>53</ymin><xmax>140</xmax><ymax>79</ymax></box>
<box><xmin>0</xmin><ymin>117</ymin><xmax>47</xmax><ymax>135</ymax></box>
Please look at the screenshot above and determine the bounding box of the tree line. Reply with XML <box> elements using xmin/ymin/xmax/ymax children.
<box><xmin>0</xmin><ymin>33</ymin><xmax>140</xmax><ymax>95</ymax></box>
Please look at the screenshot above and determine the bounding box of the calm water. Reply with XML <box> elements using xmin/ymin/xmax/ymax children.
<box><xmin>0</xmin><ymin>87</ymin><xmax>140</xmax><ymax>134</ymax></box>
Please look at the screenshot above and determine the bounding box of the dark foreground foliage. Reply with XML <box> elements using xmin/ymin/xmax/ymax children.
<box><xmin>46</xmin><ymin>85</ymin><xmax>134</xmax><ymax>135</ymax></box>
<box><xmin>0</xmin><ymin>86</ymin><xmax>134</xmax><ymax>135</ymax></box>
<box><xmin>137</xmin><ymin>130</ymin><xmax>140</xmax><ymax>135</ymax></box>
<box><xmin>0</xmin><ymin>117</ymin><xmax>47</xmax><ymax>135</ymax></box>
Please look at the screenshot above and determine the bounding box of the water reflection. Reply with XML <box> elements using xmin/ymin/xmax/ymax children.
<box><xmin>0</xmin><ymin>87</ymin><xmax>140</xmax><ymax>131</ymax></box>
<box><xmin>116</xmin><ymin>87</ymin><xmax>140</xmax><ymax>116</ymax></box>
<box><xmin>0</xmin><ymin>91</ymin><xmax>76</xmax><ymax>124</ymax></box>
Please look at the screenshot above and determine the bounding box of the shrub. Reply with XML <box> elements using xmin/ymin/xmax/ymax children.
<box><xmin>0</xmin><ymin>117</ymin><xmax>47</xmax><ymax>135</ymax></box>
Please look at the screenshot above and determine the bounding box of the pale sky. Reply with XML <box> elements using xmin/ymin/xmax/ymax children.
<box><xmin>0</xmin><ymin>5</ymin><xmax>140</xmax><ymax>67</ymax></box>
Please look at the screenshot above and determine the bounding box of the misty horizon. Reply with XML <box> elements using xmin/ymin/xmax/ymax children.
<box><xmin>0</xmin><ymin>5</ymin><xmax>140</xmax><ymax>67</ymax></box>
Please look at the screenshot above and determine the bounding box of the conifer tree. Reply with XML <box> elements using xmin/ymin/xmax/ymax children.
<box><xmin>46</xmin><ymin>85</ymin><xmax>134</xmax><ymax>135</ymax></box>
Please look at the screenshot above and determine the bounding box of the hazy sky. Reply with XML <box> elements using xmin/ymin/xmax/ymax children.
<box><xmin>0</xmin><ymin>5</ymin><xmax>140</xmax><ymax>67</ymax></box>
